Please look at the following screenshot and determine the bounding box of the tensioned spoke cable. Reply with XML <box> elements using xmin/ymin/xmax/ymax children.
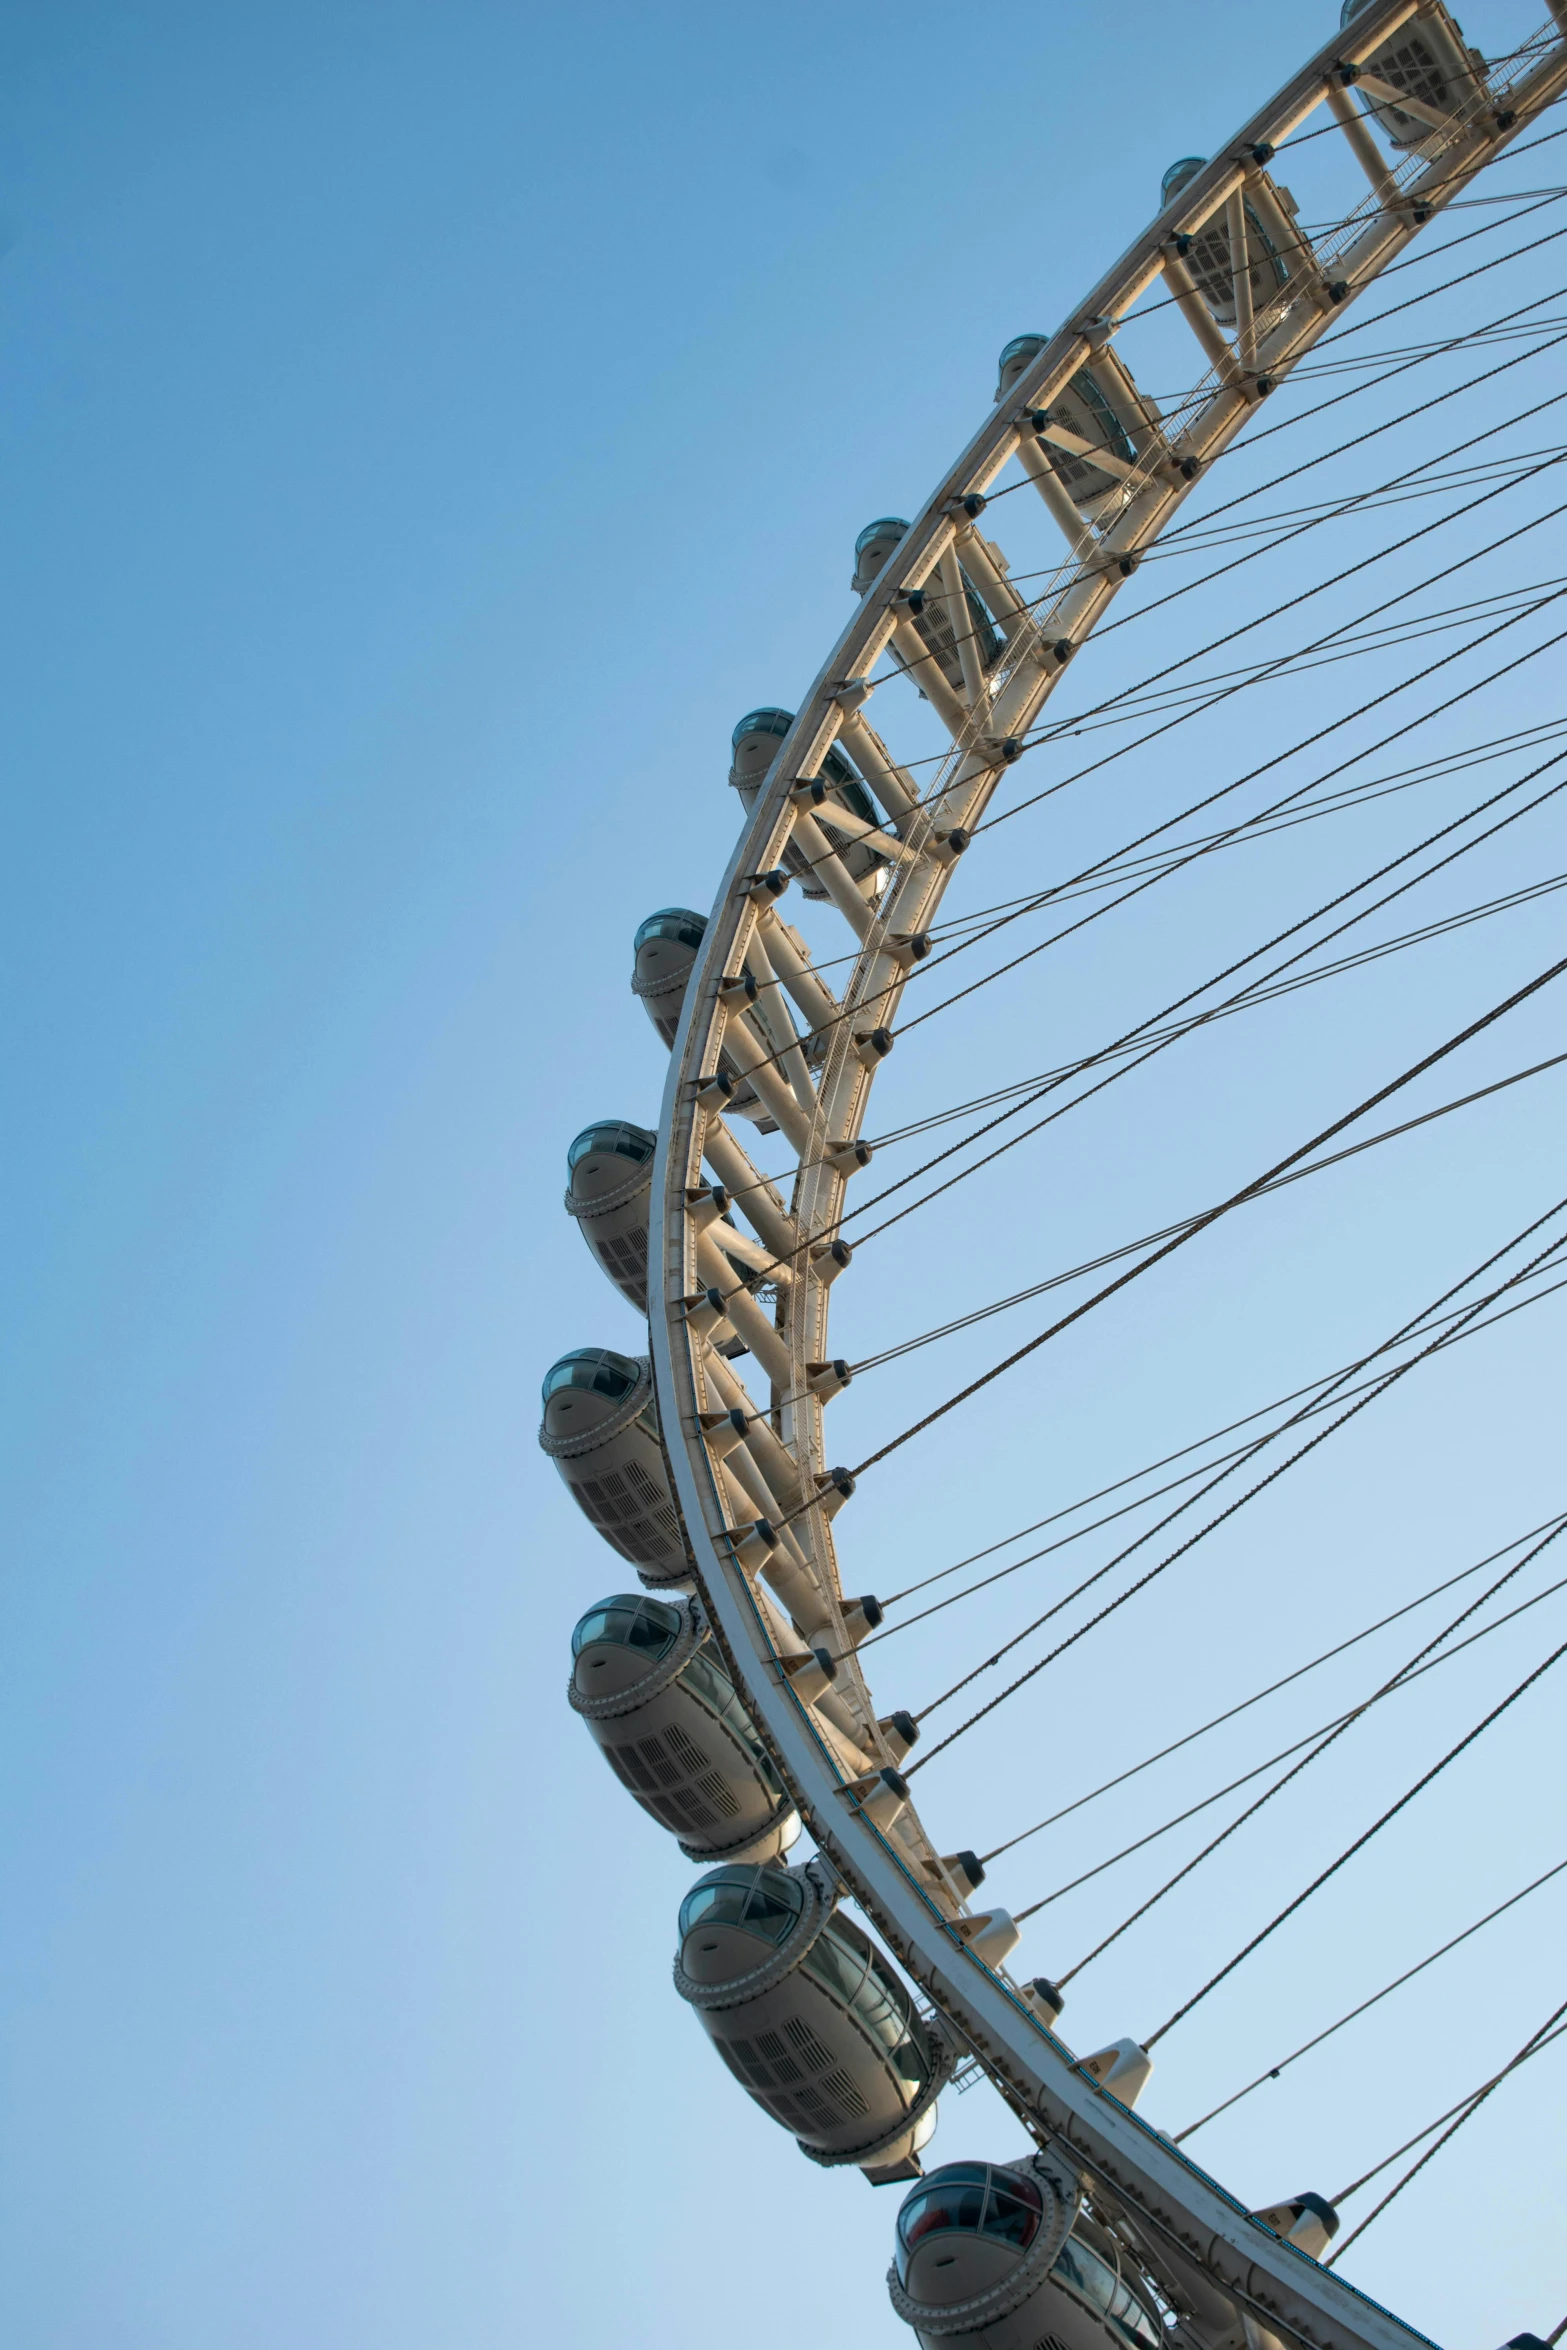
<box><xmin>908</xmin><ymin>617</ymin><xmax>1567</xmax><ymax>1062</ymax></box>
<box><xmin>984</xmin><ymin>459</ymin><xmax>1567</xmax><ymax>840</ymax></box>
<box><xmin>889</xmin><ymin>369</ymin><xmax>1567</xmax><ymax>815</ymax></box>
<box><xmin>845</xmin><ymin>719</ymin><xmax>1567</xmax><ymax>1028</ymax></box>
<box><xmin>1014</xmin><ymin>186</ymin><xmax>1567</xmax><ymax>512</ymax></box>
<box><xmin>986</xmin><ymin>305</ymin><xmax>1567</xmax><ymax>673</ymax></box>
<box><xmin>844</xmin><ymin>959</ymin><xmax>1567</xmax><ymax>1501</ymax></box>
<box><xmin>1144</xmin><ymin>447</ymin><xmax>1567</xmax><ymax>561</ymax></box>
<box><xmin>1328</xmin><ymin>2022</ymin><xmax>1567</xmax><ymax>2217</ymax></box>
<box><xmin>718</xmin><ymin>707</ymin><xmax>1567</xmax><ymax>1287</ymax></box>
<box><xmin>1014</xmin><ymin>337</ymin><xmax>1567</xmax><ymax>663</ymax></box>
<box><xmin>830</xmin><ymin>719</ymin><xmax>1567</xmax><ymax>1304</ymax></box>
<box><xmin>1217</xmin><ymin>264</ymin><xmax>1567</xmax><ymax>455</ymax></box>
<box><xmin>1022</xmin><ymin>1571</ymin><xmax>1567</xmax><ymax>1929</ymax></box>
<box><xmin>863</xmin><ymin>1273</ymin><xmax>1567</xmax><ymax>1639</ymax></box>
<box><xmin>780</xmin><ymin>370</ymin><xmax>1567</xmax><ymax>967</ymax></box>
<box><xmin>1175</xmin><ymin>1855</ymin><xmax>1567</xmax><ymax>2142</ymax></box>
<box><xmin>854</xmin><ymin>1046</ymin><xmax>1567</xmax><ymax>1380</ymax></box>
<box><xmin>1109</xmin><ymin>178</ymin><xmax>1567</xmax><ymax>337</ymax></box>
<box><xmin>893</xmin><ymin>570</ymin><xmax>1567</xmax><ymax>1065</ymax></box>
<box><xmin>903</xmin><ymin>1205</ymin><xmax>1567</xmax><ymax>1762</ymax></box>
<box><xmin>1332</xmin><ymin>2009</ymin><xmax>1567</xmax><ymax>2210</ymax></box>
<box><xmin>1324</xmin><ymin>1997</ymin><xmax>1567</xmax><ymax>2264</ymax></box>
<box><xmin>865</xmin><ymin>318</ymin><xmax>1567</xmax><ymax>785</ymax></box>
<box><xmin>864</xmin><ymin>883</ymin><xmax>1567</xmax><ymax>1179</ymax></box>
<box><xmin>1275</xmin><ymin>315</ymin><xmax>1567</xmax><ymax>379</ymax></box>
<box><xmin>1090</xmin><ymin>326</ymin><xmax>1567</xmax><ymax>634</ymax></box>
<box><xmin>741</xmin><ymin>548</ymin><xmax>1567</xmax><ymax>1129</ymax></box>
<box><xmin>875</xmin><ymin>1261</ymin><xmax>1567</xmax><ymax>1613</ymax></box>
<box><xmin>1025</xmin><ymin>576</ymin><xmax>1567</xmax><ymax>735</ymax></box>
<box><xmin>1029</xmin><ymin>576</ymin><xmax>1567</xmax><ymax>733</ymax></box>
<box><xmin>988</xmin><ymin>343</ymin><xmax>1567</xmax><ymax>636</ymax></box>
<box><xmin>1050</xmin><ymin>1513</ymin><xmax>1567</xmax><ymax>1979</ymax></box>
<box><xmin>974</xmin><ymin>1520</ymin><xmax>1567</xmax><ymax>1866</ymax></box>
<box><xmin>1144</xmin><ymin>1632</ymin><xmax>1567</xmax><ymax>2050</ymax></box>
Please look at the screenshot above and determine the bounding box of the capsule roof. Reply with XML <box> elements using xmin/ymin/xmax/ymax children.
<box><xmin>731</xmin><ymin>707</ymin><xmax>794</xmax><ymax>748</ymax></box>
<box><xmin>571</xmin><ymin>1592</ymin><xmax>682</xmax><ymax>1659</ymax></box>
<box><xmin>679</xmin><ymin>1862</ymin><xmax>804</xmax><ymax>1947</ymax></box>
<box><xmin>1340</xmin><ymin>0</ymin><xmax>1371</xmax><ymax>22</ymax></box>
<box><xmin>996</xmin><ymin>332</ymin><xmax>1047</xmax><ymax>395</ymax></box>
<box><xmin>633</xmin><ymin>907</ymin><xmax>706</xmax><ymax>953</ymax></box>
<box><xmin>855</xmin><ymin>515</ymin><xmax>909</xmax><ymax>556</ymax></box>
<box><xmin>567</xmin><ymin>1120</ymin><xmax>655</xmax><ymax>1174</ymax></box>
<box><xmin>541</xmin><ymin>1346</ymin><xmax>644</xmax><ymax>1406</ymax></box>
<box><xmin>1161</xmin><ymin>154</ymin><xmax>1207</xmax><ymax>205</ymax></box>
<box><xmin>895</xmin><ymin>2163</ymin><xmax>1044</xmax><ymax>2281</ymax></box>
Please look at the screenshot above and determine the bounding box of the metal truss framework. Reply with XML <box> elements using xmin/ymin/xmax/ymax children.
<box><xmin>646</xmin><ymin>9</ymin><xmax>1567</xmax><ymax>2345</ymax></box>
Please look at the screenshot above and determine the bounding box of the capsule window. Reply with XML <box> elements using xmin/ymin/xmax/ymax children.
<box><xmin>541</xmin><ymin>1349</ymin><xmax>643</xmax><ymax>1405</ymax></box>
<box><xmin>679</xmin><ymin>1863</ymin><xmax>805</xmax><ymax>1944</ymax></box>
<box><xmin>634</xmin><ymin>909</ymin><xmax>707</xmax><ymax>952</ymax></box>
<box><xmin>1070</xmin><ymin>371</ymin><xmax>1135</xmax><ymax>466</ymax></box>
<box><xmin>854</xmin><ymin>516</ymin><xmax>909</xmax><ymax>558</ymax></box>
<box><xmin>802</xmin><ymin>1920</ymin><xmax>874</xmax><ymax>2009</ymax></box>
<box><xmin>680</xmin><ymin>1650</ymin><xmax>783</xmax><ymax>1786</ymax></box>
<box><xmin>899</xmin><ymin>2166</ymin><xmax>988</xmax><ymax>2260</ymax></box>
<box><xmin>1160</xmin><ymin>154</ymin><xmax>1206</xmax><ymax>206</ymax></box>
<box><xmin>567</xmin><ymin>1122</ymin><xmax>656</xmax><ymax>1172</ymax></box>
<box><xmin>1051</xmin><ymin>2232</ymin><xmax>1160</xmax><ymax>2348</ymax></box>
<box><xmin>820</xmin><ymin>743</ymin><xmax>880</xmax><ymax>829</ymax></box>
<box><xmin>731</xmin><ymin>707</ymin><xmax>794</xmax><ymax>748</ymax></box>
<box><xmin>570</xmin><ymin>1595</ymin><xmax>682</xmax><ymax>1659</ymax></box>
<box><xmin>895</xmin><ymin>2163</ymin><xmax>1044</xmax><ymax>2280</ymax></box>
<box><xmin>996</xmin><ymin>332</ymin><xmax>1046</xmax><ymax>394</ymax></box>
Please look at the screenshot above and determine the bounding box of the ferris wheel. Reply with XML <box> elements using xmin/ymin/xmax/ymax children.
<box><xmin>542</xmin><ymin>7</ymin><xmax>1567</xmax><ymax>2346</ymax></box>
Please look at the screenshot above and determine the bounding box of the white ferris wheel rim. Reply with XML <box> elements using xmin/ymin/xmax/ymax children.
<box><xmin>644</xmin><ymin>8</ymin><xmax>1567</xmax><ymax>2346</ymax></box>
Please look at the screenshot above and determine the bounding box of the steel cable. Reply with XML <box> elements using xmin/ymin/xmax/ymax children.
<box><xmin>1175</xmin><ymin>1855</ymin><xmax>1567</xmax><ymax>2142</ymax></box>
<box><xmin>1324</xmin><ymin>1997</ymin><xmax>1567</xmax><ymax>2263</ymax></box>
<box><xmin>864</xmin><ymin>1270</ymin><xmax>1567</xmax><ymax>1645</ymax></box>
<box><xmin>854</xmin><ymin>1044</ymin><xmax>1567</xmax><ymax>1381</ymax></box>
<box><xmin>1144</xmin><ymin>1634</ymin><xmax>1567</xmax><ymax>2048</ymax></box>
<box><xmin>902</xmin><ymin>1200</ymin><xmax>1567</xmax><ymax>1760</ymax></box>
<box><xmin>1049</xmin><ymin>1515</ymin><xmax>1567</xmax><ymax>1978</ymax></box>
<box><xmin>843</xmin><ymin>699</ymin><xmax>1567</xmax><ymax>1251</ymax></box>
<box><xmin>1011</xmin><ymin>1572</ymin><xmax>1567</xmax><ymax>1933</ymax></box>
<box><xmin>843</xmin><ymin>958</ymin><xmax>1567</xmax><ymax>1501</ymax></box>
<box><xmin>976</xmin><ymin>1521</ymin><xmax>1567</xmax><ymax>1865</ymax></box>
<box><xmin>841</xmin><ymin>718</ymin><xmax>1567</xmax><ymax>1016</ymax></box>
<box><xmin>863</xmin><ymin>879</ymin><xmax>1567</xmax><ymax>1168</ymax></box>
<box><xmin>986</xmin><ymin>449</ymin><xmax>1567</xmax><ymax>834</ymax></box>
<box><xmin>1021</xmin><ymin>1570</ymin><xmax>1567</xmax><ymax>1930</ymax></box>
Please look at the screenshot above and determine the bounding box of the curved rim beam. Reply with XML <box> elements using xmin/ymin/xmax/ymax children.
<box><xmin>648</xmin><ymin>10</ymin><xmax>1567</xmax><ymax>2346</ymax></box>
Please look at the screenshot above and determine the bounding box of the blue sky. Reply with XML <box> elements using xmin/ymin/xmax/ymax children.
<box><xmin>3</xmin><ymin>5</ymin><xmax>1564</xmax><ymax>2346</ymax></box>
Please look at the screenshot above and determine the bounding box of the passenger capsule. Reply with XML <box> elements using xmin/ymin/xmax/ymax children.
<box><xmin>852</xmin><ymin>516</ymin><xmax>914</xmax><ymax>596</ymax></box>
<box><xmin>538</xmin><ymin>1348</ymin><xmax>692</xmax><ymax>1587</ymax></box>
<box><xmin>628</xmin><ymin>906</ymin><xmax>778</xmax><ymax>1133</ymax></box>
<box><xmin>631</xmin><ymin>906</ymin><xmax>707</xmax><ymax>1047</ymax></box>
<box><xmin>564</xmin><ymin>1120</ymin><xmax>655</xmax><ymax>1309</ymax></box>
<box><xmin>851</xmin><ymin>519</ymin><xmax>1002</xmax><ymax>696</ymax></box>
<box><xmin>1159</xmin><ymin>157</ymin><xmax>1289</xmax><ymax>330</ymax></box>
<box><xmin>568</xmin><ymin>1591</ymin><xmax>801</xmax><ymax>1862</ymax></box>
<box><xmin>888</xmin><ymin>2155</ymin><xmax>1167</xmax><ymax>2349</ymax></box>
<box><xmin>1341</xmin><ymin>0</ymin><xmax>1486</xmax><ymax>152</ymax></box>
<box><xmin>729</xmin><ymin>708</ymin><xmax>889</xmax><ymax>898</ymax></box>
<box><xmin>1005</xmin><ymin>337</ymin><xmax>1143</xmax><ymax>524</ymax></box>
<box><xmin>674</xmin><ymin>1861</ymin><xmax>949</xmax><ymax>2182</ymax></box>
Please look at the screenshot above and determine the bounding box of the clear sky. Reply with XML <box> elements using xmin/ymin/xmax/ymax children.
<box><xmin>3</xmin><ymin>5</ymin><xmax>1564</xmax><ymax>2347</ymax></box>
